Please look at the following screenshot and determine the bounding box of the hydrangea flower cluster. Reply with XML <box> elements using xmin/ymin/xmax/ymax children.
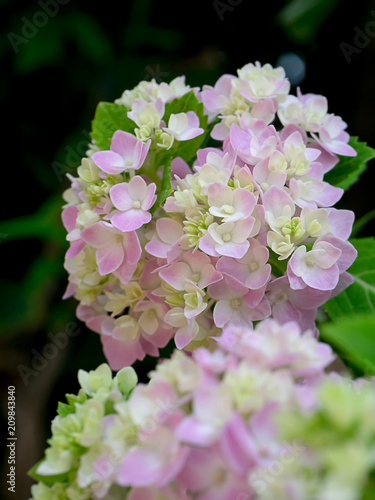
<box><xmin>62</xmin><ymin>62</ymin><xmax>358</xmax><ymax>369</ymax></box>
<box><xmin>30</xmin><ymin>319</ymin><xmax>375</xmax><ymax>500</ymax></box>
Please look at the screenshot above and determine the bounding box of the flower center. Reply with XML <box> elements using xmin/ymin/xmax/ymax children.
<box><xmin>231</xmin><ymin>298</ymin><xmax>242</xmax><ymax>309</ymax></box>
<box><xmin>222</xmin><ymin>232</ymin><xmax>231</xmax><ymax>242</ymax></box>
<box><xmin>132</xmin><ymin>200</ymin><xmax>141</xmax><ymax>209</ymax></box>
<box><xmin>222</xmin><ymin>204</ymin><xmax>235</xmax><ymax>215</ymax></box>
<box><xmin>306</xmin><ymin>256</ymin><xmax>315</xmax><ymax>267</ymax></box>
<box><xmin>249</xmin><ymin>261</ymin><xmax>259</xmax><ymax>271</ymax></box>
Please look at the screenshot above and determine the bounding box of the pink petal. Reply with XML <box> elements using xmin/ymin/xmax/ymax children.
<box><xmin>114</xmin><ymin>258</ymin><xmax>138</xmax><ymax>284</ymax></box>
<box><xmin>96</xmin><ymin>243</ymin><xmax>124</xmax><ymax>275</ymax></box>
<box><xmin>221</xmin><ymin>414</ymin><xmax>257</xmax><ymax>475</ymax></box>
<box><xmin>213</xmin><ymin>300</ymin><xmax>233</xmax><ymax>327</ymax></box>
<box><xmin>245</xmin><ymin>266</ymin><xmax>271</xmax><ymax>290</ymax></box>
<box><xmin>263</xmin><ymin>185</ymin><xmax>295</xmax><ymax>217</ymax></box>
<box><xmin>81</xmin><ymin>221</ymin><xmax>115</xmax><ymax>249</ymax></box>
<box><xmin>61</xmin><ymin>205</ymin><xmax>78</xmax><ymax>232</ymax></box>
<box><xmin>66</xmin><ymin>239</ymin><xmax>86</xmax><ymax>259</ymax></box>
<box><xmin>92</xmin><ymin>150</ymin><xmax>125</xmax><ymax>174</ymax></box>
<box><xmin>142</xmin><ymin>183</ymin><xmax>157</xmax><ymax>211</ymax></box>
<box><xmin>159</xmin><ymin>262</ymin><xmax>192</xmax><ymax>290</ymax></box>
<box><xmin>110</xmin><ymin>130</ymin><xmax>138</xmax><ymax>157</ymax></box>
<box><xmin>328</xmin><ymin>209</ymin><xmax>355</xmax><ymax>240</ymax></box>
<box><xmin>157</xmin><ymin>218</ymin><xmax>184</xmax><ymax>244</ymax></box>
<box><xmin>176</xmin><ymin>416</ymin><xmax>218</xmax><ymax>446</ymax></box>
<box><xmin>128</xmin><ymin>175</ymin><xmax>148</xmax><ymax>200</ymax></box>
<box><xmin>316</xmin><ymin>183</ymin><xmax>344</xmax><ymax>207</ymax></box>
<box><xmin>199</xmin><ymin>264</ymin><xmax>223</xmax><ymax>289</ymax></box>
<box><xmin>175</xmin><ymin>322</ymin><xmax>199</xmax><ymax>349</ymax></box>
<box><xmin>101</xmin><ymin>335</ymin><xmax>145</xmax><ymax>369</ymax></box>
<box><xmin>124</xmin><ymin>230</ymin><xmax>142</xmax><ymax>264</ymax></box>
<box><xmin>112</xmin><ymin>209</ymin><xmax>151</xmax><ymax>232</ymax></box>
<box><xmin>232</xmin><ymin>189</ymin><xmax>257</xmax><ymax>219</ymax></box>
<box><xmin>303</xmin><ymin>264</ymin><xmax>340</xmax><ymax>290</ymax></box>
<box><xmin>217</xmin><ymin>240</ymin><xmax>250</xmax><ymax>258</ymax></box>
<box><xmin>110</xmin><ymin>183</ymin><xmax>133</xmax><ymax>211</ymax></box>
<box><xmin>198</xmin><ymin>233</ymin><xmax>220</xmax><ymax>257</ymax></box>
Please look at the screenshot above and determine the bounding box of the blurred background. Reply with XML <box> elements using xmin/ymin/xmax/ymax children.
<box><xmin>1</xmin><ymin>0</ymin><xmax>375</xmax><ymax>498</ymax></box>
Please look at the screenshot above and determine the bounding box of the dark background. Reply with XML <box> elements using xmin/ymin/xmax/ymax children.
<box><xmin>1</xmin><ymin>0</ymin><xmax>375</xmax><ymax>498</ymax></box>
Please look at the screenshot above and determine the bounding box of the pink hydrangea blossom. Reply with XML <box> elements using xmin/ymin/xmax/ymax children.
<box><xmin>81</xmin><ymin>221</ymin><xmax>141</xmax><ymax>283</ymax></box>
<box><xmin>110</xmin><ymin>176</ymin><xmax>156</xmax><ymax>231</ymax></box>
<box><xmin>288</xmin><ymin>240</ymin><xmax>342</xmax><ymax>291</ymax></box>
<box><xmin>208</xmin><ymin>274</ymin><xmax>271</xmax><ymax>328</ymax></box>
<box><xmin>92</xmin><ymin>130</ymin><xmax>151</xmax><ymax>175</ymax></box>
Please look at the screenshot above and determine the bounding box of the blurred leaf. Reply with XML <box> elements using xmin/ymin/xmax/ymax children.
<box><xmin>276</xmin><ymin>0</ymin><xmax>341</xmax><ymax>44</ymax></box>
<box><xmin>323</xmin><ymin>238</ymin><xmax>375</xmax><ymax>319</ymax></box>
<box><xmin>362</xmin><ymin>473</ymin><xmax>375</xmax><ymax>500</ymax></box>
<box><xmin>124</xmin><ymin>26</ymin><xmax>183</xmax><ymax>51</ymax></box>
<box><xmin>163</xmin><ymin>90</ymin><xmax>209</xmax><ymax>164</ymax></box>
<box><xmin>351</xmin><ymin>210</ymin><xmax>375</xmax><ymax>238</ymax></box>
<box><xmin>268</xmin><ymin>249</ymin><xmax>288</xmax><ymax>278</ymax></box>
<box><xmin>321</xmin><ymin>313</ymin><xmax>375</xmax><ymax>376</ymax></box>
<box><xmin>150</xmin><ymin>158</ymin><xmax>172</xmax><ymax>214</ymax></box>
<box><xmin>0</xmin><ymin>194</ymin><xmax>65</xmax><ymax>243</ymax></box>
<box><xmin>324</xmin><ymin>137</ymin><xmax>375</xmax><ymax>191</ymax></box>
<box><xmin>91</xmin><ymin>102</ymin><xmax>136</xmax><ymax>150</ymax></box>
<box><xmin>0</xmin><ymin>252</ymin><xmax>64</xmax><ymax>337</ymax></box>
<box><xmin>13</xmin><ymin>25</ymin><xmax>63</xmax><ymax>74</ymax></box>
<box><xmin>66</xmin><ymin>11</ymin><xmax>113</xmax><ymax>64</ymax></box>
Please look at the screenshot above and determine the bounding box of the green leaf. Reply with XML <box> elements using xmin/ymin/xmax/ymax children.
<box><xmin>351</xmin><ymin>210</ymin><xmax>375</xmax><ymax>238</ymax></box>
<box><xmin>91</xmin><ymin>102</ymin><xmax>136</xmax><ymax>150</ymax></box>
<box><xmin>28</xmin><ymin>460</ymin><xmax>72</xmax><ymax>486</ymax></box>
<box><xmin>323</xmin><ymin>238</ymin><xmax>375</xmax><ymax>320</ymax></box>
<box><xmin>150</xmin><ymin>158</ymin><xmax>173</xmax><ymax>214</ymax></box>
<box><xmin>268</xmin><ymin>249</ymin><xmax>288</xmax><ymax>278</ymax></box>
<box><xmin>163</xmin><ymin>90</ymin><xmax>209</xmax><ymax>164</ymax></box>
<box><xmin>324</xmin><ymin>137</ymin><xmax>375</xmax><ymax>191</ymax></box>
<box><xmin>320</xmin><ymin>313</ymin><xmax>375</xmax><ymax>376</ymax></box>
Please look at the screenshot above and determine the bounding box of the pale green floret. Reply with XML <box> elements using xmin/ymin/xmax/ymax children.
<box><xmin>77</xmin><ymin>158</ymin><xmax>100</xmax><ymax>184</ymax></box>
<box><xmin>135</xmin><ymin>124</ymin><xmax>153</xmax><ymax>142</ymax></box>
<box><xmin>151</xmin><ymin>350</ymin><xmax>200</xmax><ymax>394</ymax></box>
<box><xmin>165</xmin><ymin>291</ymin><xmax>185</xmax><ymax>308</ymax></box>
<box><xmin>276</xmin><ymin>379</ymin><xmax>375</xmax><ymax>500</ymax></box>
<box><xmin>30</xmin><ymin>478</ymin><xmax>93</xmax><ymax>500</ymax></box>
<box><xmin>104</xmin><ymin>291</ymin><xmax>130</xmax><ymax>316</ymax></box>
<box><xmin>183</xmin><ymin>209</ymin><xmax>214</xmax><ymax>249</ymax></box>
<box><xmin>84</xmin><ymin>174</ymin><xmax>122</xmax><ymax>204</ymax></box>
<box><xmin>115</xmin><ymin>367</ymin><xmax>138</xmax><ymax>396</ymax></box>
<box><xmin>78</xmin><ymin>364</ymin><xmax>113</xmax><ymax>397</ymax></box>
<box><xmin>290</xmin><ymin>152</ymin><xmax>311</xmax><ymax>177</ymax></box>
<box><xmin>155</xmin><ymin>129</ymin><xmax>174</xmax><ymax>149</ymax></box>
<box><xmin>30</xmin><ymin>482</ymin><xmax>70</xmax><ymax>500</ymax></box>
<box><xmin>222</xmin><ymin>363</ymin><xmax>294</xmax><ymax>417</ymax></box>
<box><xmin>53</xmin><ymin>399</ymin><xmax>105</xmax><ymax>448</ymax></box>
<box><xmin>281</xmin><ymin>217</ymin><xmax>305</xmax><ymax>241</ymax></box>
